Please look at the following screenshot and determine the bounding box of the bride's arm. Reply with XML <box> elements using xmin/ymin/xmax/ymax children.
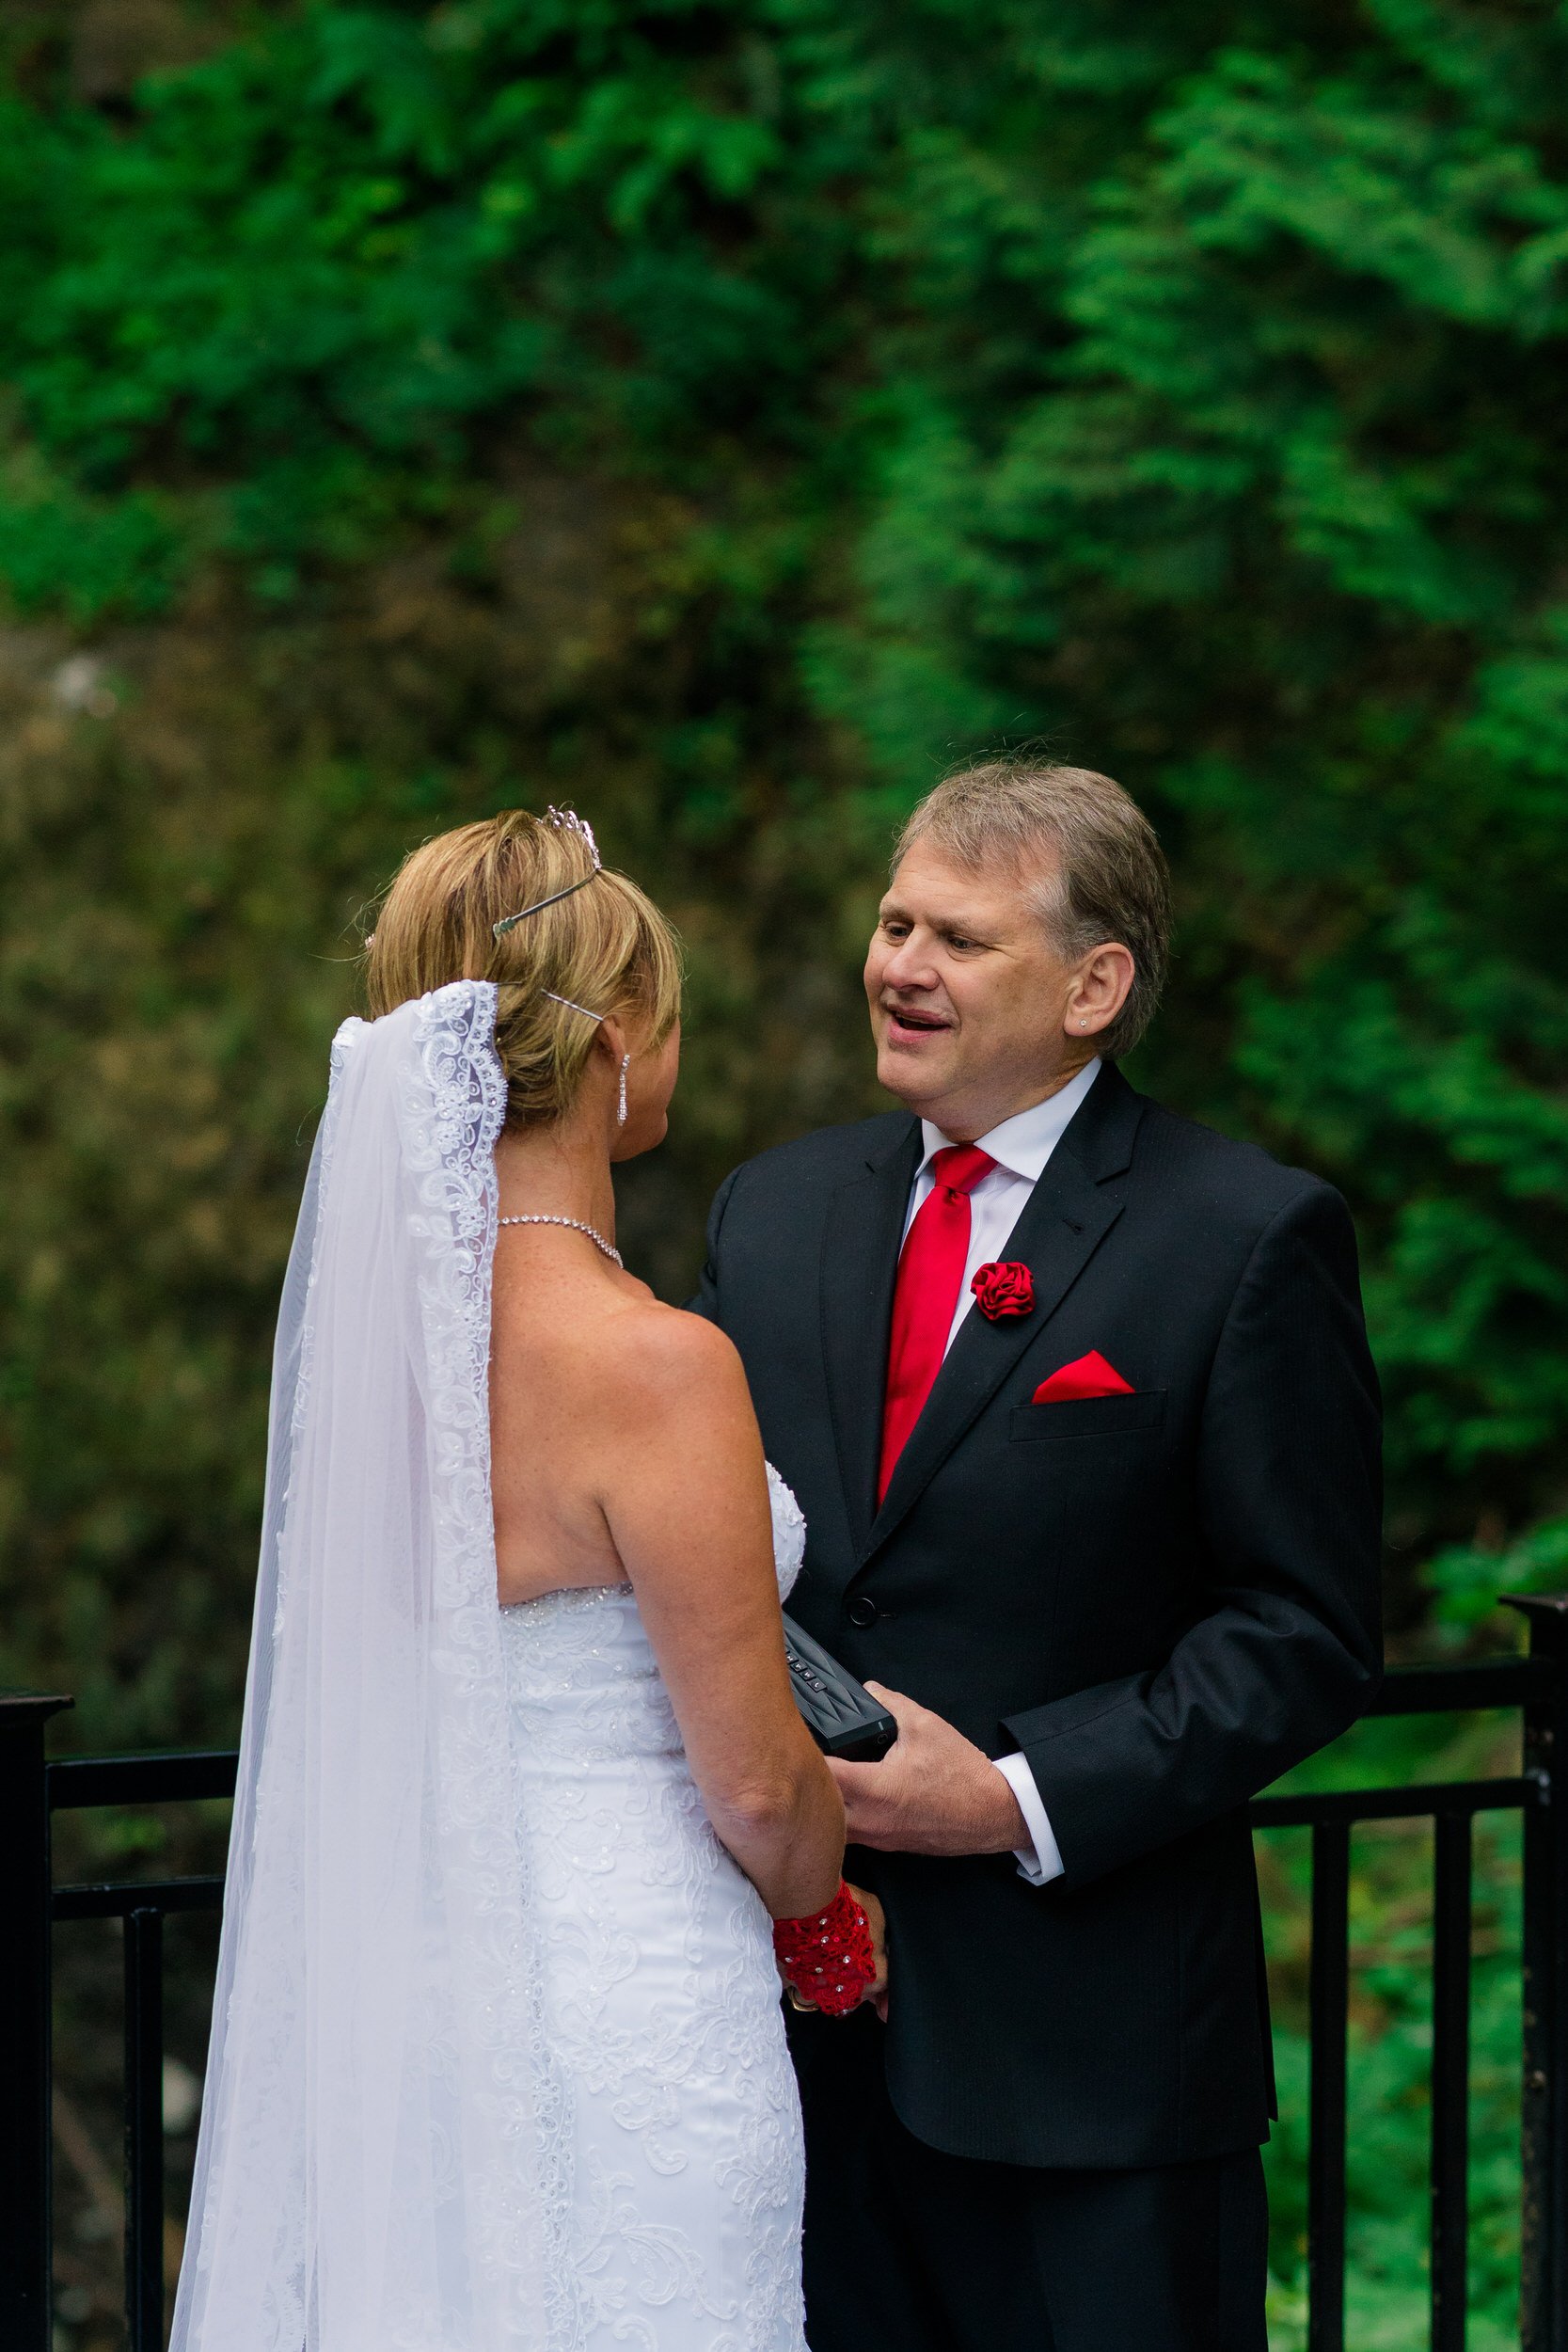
<box><xmin>596</xmin><ymin>1308</ymin><xmax>845</xmax><ymax>1922</ymax></box>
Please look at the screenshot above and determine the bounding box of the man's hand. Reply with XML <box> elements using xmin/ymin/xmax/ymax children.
<box><xmin>828</xmin><ymin>1683</ymin><xmax>1028</xmax><ymax>1857</ymax></box>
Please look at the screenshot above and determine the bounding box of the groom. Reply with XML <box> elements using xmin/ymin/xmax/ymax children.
<box><xmin>692</xmin><ymin>758</ymin><xmax>1382</xmax><ymax>2351</ymax></box>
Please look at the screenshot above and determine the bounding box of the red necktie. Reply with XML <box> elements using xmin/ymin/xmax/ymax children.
<box><xmin>878</xmin><ymin>1144</ymin><xmax>996</xmax><ymax>1502</ymax></box>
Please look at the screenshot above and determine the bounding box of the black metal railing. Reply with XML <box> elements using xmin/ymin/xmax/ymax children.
<box><xmin>0</xmin><ymin>1728</ymin><xmax>235</xmax><ymax>2352</ymax></box>
<box><xmin>1244</xmin><ymin>1592</ymin><xmax>1568</xmax><ymax>2352</ymax></box>
<box><xmin>5</xmin><ymin>1591</ymin><xmax>1568</xmax><ymax>2352</ymax></box>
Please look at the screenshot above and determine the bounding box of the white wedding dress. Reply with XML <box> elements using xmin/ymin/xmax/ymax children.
<box><xmin>171</xmin><ymin>981</ymin><xmax>810</xmax><ymax>2352</ymax></box>
<box><xmin>500</xmin><ymin>1466</ymin><xmax>809</xmax><ymax>2352</ymax></box>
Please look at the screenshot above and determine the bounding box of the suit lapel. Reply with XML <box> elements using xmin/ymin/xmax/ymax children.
<box><xmin>819</xmin><ymin>1119</ymin><xmax>923</xmax><ymax>1561</ymax></box>
<box><xmin>861</xmin><ymin>1064</ymin><xmax>1145</xmax><ymax>1564</ymax></box>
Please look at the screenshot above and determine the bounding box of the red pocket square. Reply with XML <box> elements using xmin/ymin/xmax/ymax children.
<box><xmin>1031</xmin><ymin>1351</ymin><xmax>1136</xmax><ymax>1404</ymax></box>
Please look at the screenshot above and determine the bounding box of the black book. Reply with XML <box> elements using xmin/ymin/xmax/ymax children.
<box><xmin>781</xmin><ymin>1613</ymin><xmax>897</xmax><ymax>1762</ymax></box>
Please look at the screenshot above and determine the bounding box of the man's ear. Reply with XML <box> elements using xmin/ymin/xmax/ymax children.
<box><xmin>1067</xmin><ymin>944</ymin><xmax>1135</xmax><ymax>1037</ymax></box>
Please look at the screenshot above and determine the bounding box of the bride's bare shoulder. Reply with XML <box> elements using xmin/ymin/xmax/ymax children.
<box><xmin>602</xmin><ymin>1295</ymin><xmax>743</xmax><ymax>1380</ymax></box>
<box><xmin>594</xmin><ymin>1296</ymin><xmax>752</xmax><ymax>1426</ymax></box>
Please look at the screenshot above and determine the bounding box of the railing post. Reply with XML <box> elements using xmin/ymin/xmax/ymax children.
<box><xmin>124</xmin><ymin>1908</ymin><xmax>166</xmax><ymax>2351</ymax></box>
<box><xmin>0</xmin><ymin>1690</ymin><xmax>73</xmax><ymax>2352</ymax></box>
<box><xmin>1508</xmin><ymin>1595</ymin><xmax>1568</xmax><ymax>2352</ymax></box>
<box><xmin>1307</xmin><ymin>1817</ymin><xmax>1351</xmax><ymax>2352</ymax></box>
<box><xmin>1430</xmin><ymin>1810</ymin><xmax>1473</xmax><ymax>2352</ymax></box>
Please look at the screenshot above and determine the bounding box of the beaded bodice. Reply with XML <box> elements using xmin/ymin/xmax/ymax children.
<box><xmin>499</xmin><ymin>1462</ymin><xmax>805</xmax><ymax>1756</ymax></box>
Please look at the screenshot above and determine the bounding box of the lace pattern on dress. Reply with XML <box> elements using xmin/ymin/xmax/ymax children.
<box><xmin>498</xmin><ymin>1466</ymin><xmax>809</xmax><ymax>2348</ymax></box>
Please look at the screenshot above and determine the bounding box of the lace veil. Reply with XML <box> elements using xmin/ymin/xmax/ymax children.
<box><xmin>170</xmin><ymin>980</ymin><xmax>551</xmax><ymax>2351</ymax></box>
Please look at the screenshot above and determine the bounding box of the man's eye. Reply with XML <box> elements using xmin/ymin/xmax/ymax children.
<box><xmin>881</xmin><ymin>919</ymin><xmax>910</xmax><ymax>939</ymax></box>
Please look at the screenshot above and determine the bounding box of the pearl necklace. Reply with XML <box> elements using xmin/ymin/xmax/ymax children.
<box><xmin>498</xmin><ymin>1214</ymin><xmax>624</xmax><ymax>1269</ymax></box>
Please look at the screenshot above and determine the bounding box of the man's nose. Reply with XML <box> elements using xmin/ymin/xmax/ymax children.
<box><xmin>882</xmin><ymin>930</ymin><xmax>937</xmax><ymax>990</ymax></box>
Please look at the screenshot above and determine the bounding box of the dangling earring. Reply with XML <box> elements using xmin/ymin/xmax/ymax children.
<box><xmin>617</xmin><ymin>1054</ymin><xmax>629</xmax><ymax>1127</ymax></box>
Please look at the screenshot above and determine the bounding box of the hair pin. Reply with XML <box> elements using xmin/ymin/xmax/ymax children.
<box><xmin>493</xmin><ymin>807</ymin><xmax>602</xmax><ymax>938</ymax></box>
<box><xmin>542</xmin><ymin>989</ymin><xmax>604</xmax><ymax>1024</ymax></box>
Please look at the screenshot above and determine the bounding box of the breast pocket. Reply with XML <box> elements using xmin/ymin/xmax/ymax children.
<box><xmin>1009</xmin><ymin>1391</ymin><xmax>1167</xmax><ymax>1441</ymax></box>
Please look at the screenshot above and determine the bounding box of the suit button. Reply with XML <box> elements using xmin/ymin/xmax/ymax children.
<box><xmin>847</xmin><ymin>1597</ymin><xmax>879</xmax><ymax>1630</ymax></box>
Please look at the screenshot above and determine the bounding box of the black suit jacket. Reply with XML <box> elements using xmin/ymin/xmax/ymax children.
<box><xmin>692</xmin><ymin>1062</ymin><xmax>1383</xmax><ymax>2169</ymax></box>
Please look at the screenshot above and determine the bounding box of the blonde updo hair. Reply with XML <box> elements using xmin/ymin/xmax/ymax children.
<box><xmin>365</xmin><ymin>810</ymin><xmax>682</xmax><ymax>1130</ymax></box>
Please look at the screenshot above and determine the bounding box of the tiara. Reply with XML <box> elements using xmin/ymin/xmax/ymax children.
<box><xmin>493</xmin><ymin>807</ymin><xmax>602</xmax><ymax>938</ymax></box>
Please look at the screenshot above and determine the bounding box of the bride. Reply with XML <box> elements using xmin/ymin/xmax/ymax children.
<box><xmin>169</xmin><ymin>808</ymin><xmax>885</xmax><ymax>2352</ymax></box>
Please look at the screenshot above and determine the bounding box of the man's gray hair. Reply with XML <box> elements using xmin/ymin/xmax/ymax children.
<box><xmin>893</xmin><ymin>758</ymin><xmax>1172</xmax><ymax>1059</ymax></box>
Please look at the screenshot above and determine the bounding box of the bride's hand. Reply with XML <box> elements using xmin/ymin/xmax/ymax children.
<box><xmin>778</xmin><ymin>1883</ymin><xmax>888</xmax><ymax>2019</ymax></box>
<box><xmin>848</xmin><ymin>1883</ymin><xmax>889</xmax><ymax>2022</ymax></box>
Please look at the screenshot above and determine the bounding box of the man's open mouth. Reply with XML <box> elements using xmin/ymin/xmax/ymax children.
<box><xmin>885</xmin><ymin>1005</ymin><xmax>951</xmax><ymax>1038</ymax></box>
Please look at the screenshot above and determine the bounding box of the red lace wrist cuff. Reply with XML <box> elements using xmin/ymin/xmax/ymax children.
<box><xmin>772</xmin><ymin>1882</ymin><xmax>876</xmax><ymax>2018</ymax></box>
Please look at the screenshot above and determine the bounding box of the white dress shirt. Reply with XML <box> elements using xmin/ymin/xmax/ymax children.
<box><xmin>900</xmin><ymin>1059</ymin><xmax>1101</xmax><ymax>1886</ymax></box>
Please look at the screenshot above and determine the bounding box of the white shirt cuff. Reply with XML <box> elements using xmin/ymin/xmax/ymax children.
<box><xmin>992</xmin><ymin>1751</ymin><xmax>1065</xmax><ymax>1886</ymax></box>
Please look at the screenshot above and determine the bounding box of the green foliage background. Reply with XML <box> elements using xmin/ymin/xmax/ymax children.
<box><xmin>3</xmin><ymin>0</ymin><xmax>1566</xmax><ymax>2342</ymax></box>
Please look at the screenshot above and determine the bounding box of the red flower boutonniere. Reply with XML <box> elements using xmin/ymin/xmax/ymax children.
<box><xmin>971</xmin><ymin>1261</ymin><xmax>1035</xmax><ymax>1321</ymax></box>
